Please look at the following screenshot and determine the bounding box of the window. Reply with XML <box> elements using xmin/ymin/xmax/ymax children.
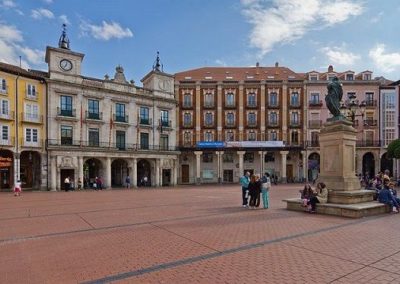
<box><xmin>311</xmin><ymin>132</ymin><xmax>319</xmax><ymax>146</ymax></box>
<box><xmin>202</xmin><ymin>153</ymin><xmax>213</xmax><ymax>163</ymax></box>
<box><xmin>204</xmin><ymin>92</ymin><xmax>214</xmax><ymax>107</ymax></box>
<box><xmin>88</xmin><ymin>99</ymin><xmax>100</xmax><ymax>119</ymax></box>
<box><xmin>205</xmin><ymin>112</ymin><xmax>213</xmax><ymax>126</ymax></box>
<box><xmin>346</xmin><ymin>73</ymin><xmax>354</xmax><ymax>81</ymax></box>
<box><xmin>223</xmin><ymin>170</ymin><xmax>234</xmax><ymax>182</ymax></box>
<box><xmin>160</xmin><ymin>135</ymin><xmax>169</xmax><ymax>150</ymax></box>
<box><xmin>27</xmin><ymin>84</ymin><xmax>37</xmax><ymax>98</ymax></box>
<box><xmin>116</xmin><ymin>130</ymin><xmax>126</xmax><ymax>150</ymax></box>
<box><xmin>139</xmin><ymin>107</ymin><xmax>150</xmax><ymax>124</ymax></box>
<box><xmin>223</xmin><ymin>153</ymin><xmax>234</xmax><ymax>163</ymax></box>
<box><xmin>204</xmin><ymin>131</ymin><xmax>213</xmax><ymax>141</ymax></box>
<box><xmin>88</xmin><ymin>128</ymin><xmax>99</xmax><ymax>147</ymax></box>
<box><xmin>226</xmin><ymin>131</ymin><xmax>234</xmax><ymax>141</ymax></box>
<box><xmin>248</xmin><ymin>131</ymin><xmax>256</xmax><ymax>141</ymax></box>
<box><xmin>160</xmin><ymin>110</ymin><xmax>169</xmax><ymax>127</ymax></box>
<box><xmin>0</xmin><ymin>78</ymin><xmax>6</xmax><ymax>93</ymax></box>
<box><xmin>183</xmin><ymin>93</ymin><xmax>192</xmax><ymax>107</ymax></box>
<box><xmin>310</xmin><ymin>93</ymin><xmax>320</xmax><ymax>104</ymax></box>
<box><xmin>0</xmin><ymin>99</ymin><xmax>8</xmax><ymax>117</ymax></box>
<box><xmin>183</xmin><ymin>112</ymin><xmax>192</xmax><ymax>127</ymax></box>
<box><xmin>363</xmin><ymin>73</ymin><xmax>371</xmax><ymax>80</ymax></box>
<box><xmin>1</xmin><ymin>125</ymin><xmax>8</xmax><ymax>141</ymax></box>
<box><xmin>365</xmin><ymin>92</ymin><xmax>375</xmax><ymax>106</ymax></box>
<box><xmin>269</xmin><ymin>92</ymin><xmax>278</xmax><ymax>106</ymax></box>
<box><xmin>248</xmin><ymin>112</ymin><xmax>256</xmax><ymax>125</ymax></box>
<box><xmin>226</xmin><ymin>92</ymin><xmax>235</xmax><ymax>107</ymax></box>
<box><xmin>61</xmin><ymin>125</ymin><xmax>73</xmax><ymax>145</ymax></box>
<box><xmin>25</xmin><ymin>128</ymin><xmax>38</xmax><ymax>143</ymax></box>
<box><xmin>291</xmin><ymin>112</ymin><xmax>299</xmax><ymax>125</ymax></box>
<box><xmin>183</xmin><ymin>131</ymin><xmax>192</xmax><ymax>145</ymax></box>
<box><xmin>309</xmin><ymin>75</ymin><xmax>318</xmax><ymax>81</ymax></box>
<box><xmin>270</xmin><ymin>131</ymin><xmax>277</xmax><ymax>141</ymax></box>
<box><xmin>115</xmin><ymin>103</ymin><xmax>126</xmax><ymax>122</ymax></box>
<box><xmin>60</xmin><ymin>96</ymin><xmax>73</xmax><ymax>116</ymax></box>
<box><xmin>244</xmin><ymin>152</ymin><xmax>254</xmax><ymax>163</ymax></box>
<box><xmin>226</xmin><ymin>112</ymin><xmax>235</xmax><ymax>126</ymax></box>
<box><xmin>290</xmin><ymin>92</ymin><xmax>299</xmax><ymax>106</ymax></box>
<box><xmin>247</xmin><ymin>92</ymin><xmax>256</xmax><ymax>107</ymax></box>
<box><xmin>291</xmin><ymin>131</ymin><xmax>299</xmax><ymax>144</ymax></box>
<box><xmin>140</xmin><ymin>132</ymin><xmax>149</xmax><ymax>149</ymax></box>
<box><xmin>269</xmin><ymin>112</ymin><xmax>278</xmax><ymax>125</ymax></box>
<box><xmin>25</xmin><ymin>103</ymin><xmax>39</xmax><ymax>122</ymax></box>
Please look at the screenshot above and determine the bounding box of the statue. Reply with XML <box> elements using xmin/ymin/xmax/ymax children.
<box><xmin>325</xmin><ymin>76</ymin><xmax>344</xmax><ymax>121</ymax></box>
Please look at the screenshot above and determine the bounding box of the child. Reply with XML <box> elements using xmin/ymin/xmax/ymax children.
<box><xmin>14</xmin><ymin>180</ymin><xmax>22</xmax><ymax>197</ymax></box>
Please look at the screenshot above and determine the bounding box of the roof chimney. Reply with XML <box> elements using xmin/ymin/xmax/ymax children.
<box><xmin>275</xmin><ymin>62</ymin><xmax>279</xmax><ymax>67</ymax></box>
<box><xmin>256</xmin><ymin>62</ymin><xmax>260</xmax><ymax>67</ymax></box>
<box><xmin>328</xmin><ymin>65</ymin><xmax>333</xmax><ymax>72</ymax></box>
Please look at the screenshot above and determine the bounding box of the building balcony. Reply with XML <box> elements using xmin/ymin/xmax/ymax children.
<box><xmin>289</xmin><ymin>101</ymin><xmax>301</xmax><ymax>108</ymax></box>
<box><xmin>182</xmin><ymin>121</ymin><xmax>193</xmax><ymax>128</ymax></box>
<box><xmin>139</xmin><ymin>117</ymin><xmax>152</xmax><ymax>126</ymax></box>
<box><xmin>246</xmin><ymin>103</ymin><xmax>258</xmax><ymax>109</ymax></box>
<box><xmin>356</xmin><ymin>140</ymin><xmax>382</xmax><ymax>147</ymax></box>
<box><xmin>203</xmin><ymin>121</ymin><xmax>215</xmax><ymax>128</ymax></box>
<box><xmin>0</xmin><ymin>86</ymin><xmax>8</xmax><ymax>95</ymax></box>
<box><xmin>306</xmin><ymin>140</ymin><xmax>320</xmax><ymax>147</ymax></box>
<box><xmin>363</xmin><ymin>119</ymin><xmax>377</xmax><ymax>128</ymax></box>
<box><xmin>20</xmin><ymin>138</ymin><xmax>43</xmax><ymax>148</ymax></box>
<box><xmin>203</xmin><ymin>102</ymin><xmax>215</xmax><ymax>109</ymax></box>
<box><xmin>225</xmin><ymin>121</ymin><xmax>236</xmax><ymax>128</ymax></box>
<box><xmin>25</xmin><ymin>93</ymin><xmax>39</xmax><ymax>100</ymax></box>
<box><xmin>309</xmin><ymin>100</ymin><xmax>323</xmax><ymax>107</ymax></box>
<box><xmin>85</xmin><ymin>111</ymin><xmax>103</xmax><ymax>120</ymax></box>
<box><xmin>0</xmin><ymin>137</ymin><xmax>14</xmax><ymax>146</ymax></box>
<box><xmin>289</xmin><ymin>121</ymin><xmax>301</xmax><ymax>128</ymax></box>
<box><xmin>267</xmin><ymin>121</ymin><xmax>279</xmax><ymax>128</ymax></box>
<box><xmin>160</xmin><ymin>119</ymin><xmax>172</xmax><ymax>128</ymax></box>
<box><xmin>308</xmin><ymin>120</ymin><xmax>322</xmax><ymax>129</ymax></box>
<box><xmin>20</xmin><ymin>113</ymin><xmax>43</xmax><ymax>124</ymax></box>
<box><xmin>365</xmin><ymin>100</ymin><xmax>377</xmax><ymax>108</ymax></box>
<box><xmin>181</xmin><ymin>102</ymin><xmax>193</xmax><ymax>109</ymax></box>
<box><xmin>57</xmin><ymin>107</ymin><xmax>76</xmax><ymax>118</ymax></box>
<box><xmin>247</xmin><ymin>121</ymin><xmax>258</xmax><ymax>128</ymax></box>
<box><xmin>268</xmin><ymin>102</ymin><xmax>279</xmax><ymax>109</ymax></box>
<box><xmin>113</xmin><ymin>114</ymin><xmax>129</xmax><ymax>123</ymax></box>
<box><xmin>0</xmin><ymin>111</ymin><xmax>14</xmax><ymax>121</ymax></box>
<box><xmin>224</xmin><ymin>102</ymin><xmax>236</xmax><ymax>109</ymax></box>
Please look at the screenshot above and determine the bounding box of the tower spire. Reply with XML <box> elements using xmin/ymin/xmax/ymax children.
<box><xmin>152</xmin><ymin>51</ymin><xmax>163</xmax><ymax>72</ymax></box>
<box><xmin>58</xmin><ymin>23</ymin><xmax>70</xmax><ymax>50</ymax></box>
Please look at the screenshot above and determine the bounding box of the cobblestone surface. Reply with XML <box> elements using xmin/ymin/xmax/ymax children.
<box><xmin>0</xmin><ymin>184</ymin><xmax>399</xmax><ymax>283</ymax></box>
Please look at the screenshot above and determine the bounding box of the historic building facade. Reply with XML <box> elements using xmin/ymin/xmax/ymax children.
<box><xmin>175</xmin><ymin>64</ymin><xmax>307</xmax><ymax>184</ymax></box>
<box><xmin>0</xmin><ymin>63</ymin><xmax>47</xmax><ymax>191</ymax></box>
<box><xmin>45</xmin><ymin>31</ymin><xmax>179</xmax><ymax>190</ymax></box>
<box><xmin>305</xmin><ymin>66</ymin><xmax>382</xmax><ymax>180</ymax></box>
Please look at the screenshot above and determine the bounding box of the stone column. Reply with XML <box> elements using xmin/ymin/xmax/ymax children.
<box><xmin>194</xmin><ymin>151</ymin><xmax>202</xmax><ymax>184</ymax></box>
<box><xmin>172</xmin><ymin>159</ymin><xmax>178</xmax><ymax>186</ymax></box>
<box><xmin>105</xmin><ymin>157</ymin><xmax>111</xmax><ymax>189</ymax></box>
<box><xmin>78</xmin><ymin>156</ymin><xmax>84</xmax><ymax>188</ymax></box>
<box><xmin>56</xmin><ymin>167</ymin><xmax>60</xmax><ymax>191</ymax></box>
<box><xmin>132</xmin><ymin>158</ymin><xmax>137</xmax><ymax>187</ymax></box>
<box><xmin>258</xmin><ymin>151</ymin><xmax>265</xmax><ymax>175</ymax></box>
<box><xmin>50</xmin><ymin>155</ymin><xmax>57</xmax><ymax>191</ymax></box>
<box><xmin>237</xmin><ymin>151</ymin><xmax>245</xmax><ymax>181</ymax></box>
<box><xmin>155</xmin><ymin>159</ymin><xmax>161</xmax><ymax>187</ymax></box>
<box><xmin>216</xmin><ymin>151</ymin><xmax>224</xmax><ymax>183</ymax></box>
<box><xmin>280</xmin><ymin>151</ymin><xmax>289</xmax><ymax>183</ymax></box>
<box><xmin>301</xmin><ymin>150</ymin><xmax>307</xmax><ymax>182</ymax></box>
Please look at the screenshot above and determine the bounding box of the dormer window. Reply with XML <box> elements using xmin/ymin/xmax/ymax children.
<box><xmin>327</xmin><ymin>74</ymin><xmax>336</xmax><ymax>81</ymax></box>
<box><xmin>309</xmin><ymin>74</ymin><xmax>319</xmax><ymax>81</ymax></box>
<box><xmin>363</xmin><ymin>73</ymin><xmax>372</xmax><ymax>80</ymax></box>
<box><xmin>346</xmin><ymin>73</ymin><xmax>354</xmax><ymax>81</ymax></box>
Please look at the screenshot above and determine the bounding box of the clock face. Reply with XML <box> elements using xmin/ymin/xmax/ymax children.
<box><xmin>60</xmin><ymin>59</ymin><xmax>73</xmax><ymax>71</ymax></box>
<box><xmin>158</xmin><ymin>80</ymin><xmax>170</xmax><ymax>91</ymax></box>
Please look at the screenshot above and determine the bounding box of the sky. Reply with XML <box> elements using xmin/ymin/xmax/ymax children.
<box><xmin>0</xmin><ymin>0</ymin><xmax>399</xmax><ymax>84</ymax></box>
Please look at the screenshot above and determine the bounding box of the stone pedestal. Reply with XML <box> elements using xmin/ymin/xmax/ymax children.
<box><xmin>318</xmin><ymin>120</ymin><xmax>374</xmax><ymax>204</ymax></box>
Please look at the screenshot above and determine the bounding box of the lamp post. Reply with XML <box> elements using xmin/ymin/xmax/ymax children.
<box><xmin>339</xmin><ymin>93</ymin><xmax>366</xmax><ymax>123</ymax></box>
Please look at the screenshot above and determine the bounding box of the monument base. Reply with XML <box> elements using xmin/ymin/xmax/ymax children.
<box><xmin>328</xmin><ymin>190</ymin><xmax>374</xmax><ymax>204</ymax></box>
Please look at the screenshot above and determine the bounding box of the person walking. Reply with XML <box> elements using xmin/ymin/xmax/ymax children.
<box><xmin>14</xmin><ymin>180</ymin><xmax>22</xmax><ymax>197</ymax></box>
<box><xmin>125</xmin><ymin>175</ymin><xmax>131</xmax><ymax>189</ymax></box>
<box><xmin>97</xmin><ymin>176</ymin><xmax>103</xmax><ymax>190</ymax></box>
<box><xmin>261</xmin><ymin>172</ymin><xmax>271</xmax><ymax>209</ymax></box>
<box><xmin>239</xmin><ymin>172</ymin><xmax>250</xmax><ymax>207</ymax></box>
<box><xmin>64</xmin><ymin>176</ymin><xmax>70</xmax><ymax>192</ymax></box>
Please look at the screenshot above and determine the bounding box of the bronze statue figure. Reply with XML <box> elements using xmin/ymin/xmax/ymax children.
<box><xmin>325</xmin><ymin>76</ymin><xmax>344</xmax><ymax>121</ymax></box>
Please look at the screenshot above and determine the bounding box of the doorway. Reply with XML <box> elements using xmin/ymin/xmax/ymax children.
<box><xmin>60</xmin><ymin>169</ymin><xmax>75</xmax><ymax>191</ymax></box>
<box><xmin>181</xmin><ymin>165</ymin><xmax>189</xmax><ymax>183</ymax></box>
<box><xmin>162</xmin><ymin>169</ymin><xmax>171</xmax><ymax>186</ymax></box>
<box><xmin>286</xmin><ymin>164</ymin><xmax>293</xmax><ymax>182</ymax></box>
<box><xmin>137</xmin><ymin>159</ymin><xmax>151</xmax><ymax>186</ymax></box>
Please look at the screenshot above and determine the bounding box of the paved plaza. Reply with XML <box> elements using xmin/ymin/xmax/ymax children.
<box><xmin>1</xmin><ymin>184</ymin><xmax>400</xmax><ymax>283</ymax></box>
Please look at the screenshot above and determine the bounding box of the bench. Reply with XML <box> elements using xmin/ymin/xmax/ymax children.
<box><xmin>283</xmin><ymin>198</ymin><xmax>392</xmax><ymax>218</ymax></box>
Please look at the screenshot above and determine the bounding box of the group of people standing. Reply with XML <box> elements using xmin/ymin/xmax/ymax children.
<box><xmin>240</xmin><ymin>172</ymin><xmax>271</xmax><ymax>209</ymax></box>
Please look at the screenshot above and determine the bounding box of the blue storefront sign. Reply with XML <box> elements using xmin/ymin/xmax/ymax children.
<box><xmin>196</xmin><ymin>141</ymin><xmax>225</xmax><ymax>148</ymax></box>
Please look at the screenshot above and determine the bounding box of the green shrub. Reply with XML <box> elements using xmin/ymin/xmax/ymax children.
<box><xmin>387</xmin><ymin>139</ymin><xmax>400</xmax><ymax>158</ymax></box>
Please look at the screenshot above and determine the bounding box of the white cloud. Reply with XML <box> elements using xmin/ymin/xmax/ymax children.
<box><xmin>42</xmin><ymin>0</ymin><xmax>53</xmax><ymax>3</ymax></box>
<box><xmin>16</xmin><ymin>9</ymin><xmax>24</xmax><ymax>16</ymax></box>
<box><xmin>369</xmin><ymin>44</ymin><xmax>400</xmax><ymax>73</ymax></box>
<box><xmin>371</xmin><ymin>11</ymin><xmax>384</xmax><ymax>23</ymax></box>
<box><xmin>321</xmin><ymin>46</ymin><xmax>360</xmax><ymax>65</ymax></box>
<box><xmin>0</xmin><ymin>23</ymin><xmax>44</xmax><ymax>69</ymax></box>
<box><xmin>241</xmin><ymin>0</ymin><xmax>364</xmax><ymax>56</ymax></box>
<box><xmin>1</xmin><ymin>0</ymin><xmax>16</xmax><ymax>8</ymax></box>
<box><xmin>215</xmin><ymin>59</ymin><xmax>227</xmax><ymax>66</ymax></box>
<box><xmin>80</xmin><ymin>20</ymin><xmax>133</xmax><ymax>41</ymax></box>
<box><xmin>31</xmin><ymin>8</ymin><xmax>54</xmax><ymax>20</ymax></box>
<box><xmin>59</xmin><ymin>15</ymin><xmax>70</xmax><ymax>25</ymax></box>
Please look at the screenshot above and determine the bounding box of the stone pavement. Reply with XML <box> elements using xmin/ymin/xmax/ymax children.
<box><xmin>1</xmin><ymin>184</ymin><xmax>400</xmax><ymax>284</ymax></box>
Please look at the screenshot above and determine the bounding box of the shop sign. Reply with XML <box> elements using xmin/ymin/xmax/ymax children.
<box><xmin>196</xmin><ymin>141</ymin><xmax>224</xmax><ymax>148</ymax></box>
<box><xmin>225</xmin><ymin>141</ymin><xmax>285</xmax><ymax>148</ymax></box>
<box><xmin>0</xmin><ymin>157</ymin><xmax>12</xmax><ymax>168</ymax></box>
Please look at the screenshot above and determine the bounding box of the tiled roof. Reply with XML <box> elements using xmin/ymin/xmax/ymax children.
<box><xmin>175</xmin><ymin>66</ymin><xmax>306</xmax><ymax>82</ymax></box>
<box><xmin>0</xmin><ymin>62</ymin><xmax>46</xmax><ymax>80</ymax></box>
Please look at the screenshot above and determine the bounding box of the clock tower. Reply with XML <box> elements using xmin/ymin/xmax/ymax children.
<box><xmin>45</xmin><ymin>24</ymin><xmax>84</xmax><ymax>79</ymax></box>
<box><xmin>141</xmin><ymin>52</ymin><xmax>174</xmax><ymax>98</ymax></box>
